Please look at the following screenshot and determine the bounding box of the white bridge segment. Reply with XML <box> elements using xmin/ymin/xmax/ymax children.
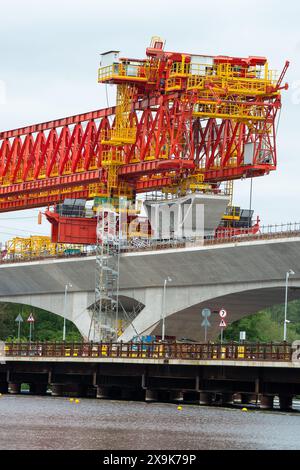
<box><xmin>0</xmin><ymin>236</ymin><xmax>299</xmax><ymax>341</ymax></box>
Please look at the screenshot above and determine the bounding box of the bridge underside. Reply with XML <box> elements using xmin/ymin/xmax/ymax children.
<box><xmin>150</xmin><ymin>287</ymin><xmax>300</xmax><ymax>342</ymax></box>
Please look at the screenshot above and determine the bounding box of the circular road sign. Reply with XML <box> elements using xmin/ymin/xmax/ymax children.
<box><xmin>202</xmin><ymin>308</ymin><xmax>211</xmax><ymax>318</ymax></box>
<box><xmin>219</xmin><ymin>308</ymin><xmax>227</xmax><ymax>319</ymax></box>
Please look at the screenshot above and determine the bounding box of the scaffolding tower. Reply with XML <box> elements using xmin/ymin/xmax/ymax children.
<box><xmin>89</xmin><ymin>206</ymin><xmax>120</xmax><ymax>342</ymax></box>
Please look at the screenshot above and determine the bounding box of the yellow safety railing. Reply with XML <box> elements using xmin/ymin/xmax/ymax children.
<box><xmin>101</xmin><ymin>150</ymin><xmax>124</xmax><ymax>166</ymax></box>
<box><xmin>186</xmin><ymin>62</ymin><xmax>278</xmax><ymax>96</ymax></box>
<box><xmin>193</xmin><ymin>101</ymin><xmax>267</xmax><ymax>121</ymax></box>
<box><xmin>101</xmin><ymin>127</ymin><xmax>137</xmax><ymax>146</ymax></box>
<box><xmin>169</xmin><ymin>61</ymin><xmax>190</xmax><ymax>77</ymax></box>
<box><xmin>165</xmin><ymin>77</ymin><xmax>184</xmax><ymax>91</ymax></box>
<box><xmin>98</xmin><ymin>63</ymin><xmax>148</xmax><ymax>83</ymax></box>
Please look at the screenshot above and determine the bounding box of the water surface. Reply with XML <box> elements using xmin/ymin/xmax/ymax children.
<box><xmin>0</xmin><ymin>395</ymin><xmax>299</xmax><ymax>450</ymax></box>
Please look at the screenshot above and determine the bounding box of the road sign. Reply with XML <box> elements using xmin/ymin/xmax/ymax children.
<box><xmin>201</xmin><ymin>318</ymin><xmax>211</xmax><ymax>328</ymax></box>
<box><xmin>219</xmin><ymin>319</ymin><xmax>227</xmax><ymax>328</ymax></box>
<box><xmin>15</xmin><ymin>314</ymin><xmax>23</xmax><ymax>341</ymax></box>
<box><xmin>201</xmin><ymin>308</ymin><xmax>211</xmax><ymax>342</ymax></box>
<box><xmin>219</xmin><ymin>308</ymin><xmax>227</xmax><ymax>319</ymax></box>
<box><xmin>202</xmin><ymin>308</ymin><xmax>211</xmax><ymax>318</ymax></box>
<box><xmin>27</xmin><ymin>313</ymin><xmax>35</xmax><ymax>323</ymax></box>
<box><xmin>240</xmin><ymin>331</ymin><xmax>246</xmax><ymax>341</ymax></box>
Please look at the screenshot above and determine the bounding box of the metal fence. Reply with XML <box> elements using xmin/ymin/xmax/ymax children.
<box><xmin>3</xmin><ymin>342</ymin><xmax>294</xmax><ymax>362</ymax></box>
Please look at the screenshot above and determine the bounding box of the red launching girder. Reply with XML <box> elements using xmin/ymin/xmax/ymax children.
<box><xmin>0</xmin><ymin>94</ymin><xmax>278</xmax><ymax>212</ymax></box>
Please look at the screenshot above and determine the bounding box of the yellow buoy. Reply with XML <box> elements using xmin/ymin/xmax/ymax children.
<box><xmin>75</xmin><ymin>399</ymin><xmax>80</xmax><ymax>404</ymax></box>
<box><xmin>69</xmin><ymin>398</ymin><xmax>74</xmax><ymax>403</ymax></box>
<box><xmin>177</xmin><ymin>405</ymin><xmax>182</xmax><ymax>411</ymax></box>
<box><xmin>242</xmin><ymin>407</ymin><xmax>248</xmax><ymax>412</ymax></box>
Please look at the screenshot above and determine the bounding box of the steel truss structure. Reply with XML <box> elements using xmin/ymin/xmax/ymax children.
<box><xmin>0</xmin><ymin>38</ymin><xmax>288</xmax><ymax>212</ymax></box>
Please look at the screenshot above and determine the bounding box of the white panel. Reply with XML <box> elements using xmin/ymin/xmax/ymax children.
<box><xmin>244</xmin><ymin>142</ymin><xmax>254</xmax><ymax>165</ymax></box>
<box><xmin>191</xmin><ymin>55</ymin><xmax>214</xmax><ymax>65</ymax></box>
<box><xmin>100</xmin><ymin>51</ymin><xmax>120</xmax><ymax>67</ymax></box>
<box><xmin>190</xmin><ymin>55</ymin><xmax>214</xmax><ymax>75</ymax></box>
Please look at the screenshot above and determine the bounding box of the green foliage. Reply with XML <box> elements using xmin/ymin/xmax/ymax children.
<box><xmin>0</xmin><ymin>303</ymin><xmax>82</xmax><ymax>342</ymax></box>
<box><xmin>223</xmin><ymin>300</ymin><xmax>300</xmax><ymax>343</ymax></box>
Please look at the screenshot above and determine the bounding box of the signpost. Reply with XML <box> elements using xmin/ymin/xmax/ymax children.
<box><xmin>15</xmin><ymin>314</ymin><xmax>23</xmax><ymax>341</ymax></box>
<box><xmin>219</xmin><ymin>308</ymin><xmax>227</xmax><ymax>344</ymax></box>
<box><xmin>201</xmin><ymin>308</ymin><xmax>211</xmax><ymax>342</ymax></box>
<box><xmin>27</xmin><ymin>313</ymin><xmax>35</xmax><ymax>342</ymax></box>
<box><xmin>240</xmin><ymin>331</ymin><xmax>246</xmax><ymax>342</ymax></box>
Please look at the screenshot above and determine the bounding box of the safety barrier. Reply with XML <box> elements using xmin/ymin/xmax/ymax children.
<box><xmin>3</xmin><ymin>341</ymin><xmax>294</xmax><ymax>362</ymax></box>
<box><xmin>1</xmin><ymin>222</ymin><xmax>300</xmax><ymax>264</ymax></box>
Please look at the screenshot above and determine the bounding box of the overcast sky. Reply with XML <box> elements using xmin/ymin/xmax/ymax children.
<box><xmin>0</xmin><ymin>0</ymin><xmax>299</xmax><ymax>242</ymax></box>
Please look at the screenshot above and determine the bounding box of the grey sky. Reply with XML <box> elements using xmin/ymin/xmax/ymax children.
<box><xmin>0</xmin><ymin>0</ymin><xmax>299</xmax><ymax>242</ymax></box>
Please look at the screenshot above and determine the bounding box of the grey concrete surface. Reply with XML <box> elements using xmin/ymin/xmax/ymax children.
<box><xmin>0</xmin><ymin>235</ymin><xmax>299</xmax><ymax>341</ymax></box>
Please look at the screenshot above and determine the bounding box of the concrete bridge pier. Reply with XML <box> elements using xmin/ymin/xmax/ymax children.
<box><xmin>145</xmin><ymin>389</ymin><xmax>158</xmax><ymax>402</ymax></box>
<box><xmin>51</xmin><ymin>383</ymin><xmax>64</xmax><ymax>397</ymax></box>
<box><xmin>8</xmin><ymin>383</ymin><xmax>21</xmax><ymax>394</ymax></box>
<box><xmin>96</xmin><ymin>385</ymin><xmax>111</xmax><ymax>399</ymax></box>
<box><xmin>221</xmin><ymin>393</ymin><xmax>233</xmax><ymax>405</ymax></box>
<box><xmin>8</xmin><ymin>382</ymin><xmax>21</xmax><ymax>394</ymax></box>
<box><xmin>199</xmin><ymin>391</ymin><xmax>213</xmax><ymax>405</ymax></box>
<box><xmin>169</xmin><ymin>390</ymin><xmax>184</xmax><ymax>403</ymax></box>
<box><xmin>260</xmin><ymin>395</ymin><xmax>274</xmax><ymax>409</ymax></box>
<box><xmin>279</xmin><ymin>395</ymin><xmax>293</xmax><ymax>411</ymax></box>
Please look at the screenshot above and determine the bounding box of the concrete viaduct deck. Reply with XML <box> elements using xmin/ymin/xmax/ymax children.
<box><xmin>0</xmin><ymin>230</ymin><xmax>299</xmax><ymax>341</ymax></box>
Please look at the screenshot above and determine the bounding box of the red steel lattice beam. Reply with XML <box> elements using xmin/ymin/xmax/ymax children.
<box><xmin>0</xmin><ymin>96</ymin><xmax>278</xmax><ymax>212</ymax></box>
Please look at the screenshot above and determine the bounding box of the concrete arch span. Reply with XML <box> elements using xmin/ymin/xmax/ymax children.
<box><xmin>0</xmin><ymin>292</ymin><xmax>144</xmax><ymax>340</ymax></box>
<box><xmin>120</xmin><ymin>280</ymin><xmax>300</xmax><ymax>341</ymax></box>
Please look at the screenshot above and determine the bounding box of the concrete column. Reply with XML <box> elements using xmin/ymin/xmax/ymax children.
<box><xmin>96</xmin><ymin>386</ymin><xmax>110</xmax><ymax>399</ymax></box>
<box><xmin>199</xmin><ymin>392</ymin><xmax>213</xmax><ymax>405</ymax></box>
<box><xmin>221</xmin><ymin>393</ymin><xmax>233</xmax><ymax>405</ymax></box>
<box><xmin>170</xmin><ymin>390</ymin><xmax>184</xmax><ymax>403</ymax></box>
<box><xmin>29</xmin><ymin>383</ymin><xmax>48</xmax><ymax>395</ymax></box>
<box><xmin>279</xmin><ymin>395</ymin><xmax>293</xmax><ymax>411</ymax></box>
<box><xmin>51</xmin><ymin>383</ymin><xmax>64</xmax><ymax>397</ymax></box>
<box><xmin>145</xmin><ymin>389</ymin><xmax>158</xmax><ymax>402</ymax></box>
<box><xmin>8</xmin><ymin>383</ymin><xmax>21</xmax><ymax>394</ymax></box>
<box><xmin>260</xmin><ymin>395</ymin><xmax>274</xmax><ymax>410</ymax></box>
<box><xmin>0</xmin><ymin>383</ymin><xmax>8</xmax><ymax>394</ymax></box>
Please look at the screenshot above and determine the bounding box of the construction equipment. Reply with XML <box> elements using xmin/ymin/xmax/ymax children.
<box><xmin>3</xmin><ymin>236</ymin><xmax>79</xmax><ymax>260</ymax></box>
<box><xmin>0</xmin><ymin>38</ymin><xmax>289</xmax><ymax>341</ymax></box>
<box><xmin>0</xmin><ymin>37</ymin><xmax>288</xmax><ymax>212</ymax></box>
